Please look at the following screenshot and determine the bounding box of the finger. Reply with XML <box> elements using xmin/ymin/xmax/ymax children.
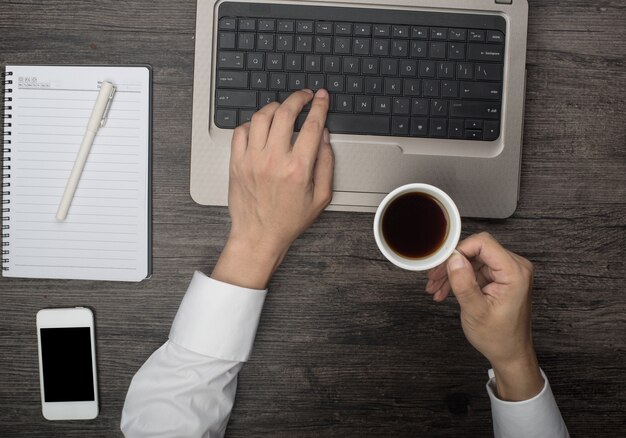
<box><xmin>446</xmin><ymin>251</ymin><xmax>488</xmax><ymax>314</ymax></box>
<box><xmin>427</xmin><ymin>262</ymin><xmax>448</xmax><ymax>281</ymax></box>
<box><xmin>456</xmin><ymin>232</ymin><xmax>518</xmax><ymax>283</ymax></box>
<box><xmin>433</xmin><ymin>279</ymin><xmax>451</xmax><ymax>302</ymax></box>
<box><xmin>294</xmin><ymin>89</ymin><xmax>330</xmax><ymax>165</ymax></box>
<box><xmin>266</xmin><ymin>90</ymin><xmax>314</xmax><ymax>152</ymax></box>
<box><xmin>248</xmin><ymin>102</ymin><xmax>280</xmax><ymax>150</ymax></box>
<box><xmin>426</xmin><ymin>275</ymin><xmax>446</xmax><ymax>294</ymax></box>
<box><xmin>312</xmin><ymin>128</ymin><xmax>334</xmax><ymax>207</ymax></box>
<box><xmin>230</xmin><ymin>123</ymin><xmax>250</xmax><ymax>163</ymax></box>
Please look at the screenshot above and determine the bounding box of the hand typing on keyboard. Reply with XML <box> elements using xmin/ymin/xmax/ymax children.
<box><xmin>211</xmin><ymin>89</ymin><xmax>334</xmax><ymax>289</ymax></box>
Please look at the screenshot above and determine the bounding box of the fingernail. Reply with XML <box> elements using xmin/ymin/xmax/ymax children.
<box><xmin>316</xmin><ymin>88</ymin><xmax>328</xmax><ymax>99</ymax></box>
<box><xmin>323</xmin><ymin>128</ymin><xmax>330</xmax><ymax>143</ymax></box>
<box><xmin>448</xmin><ymin>253</ymin><xmax>465</xmax><ymax>271</ymax></box>
<box><xmin>303</xmin><ymin>88</ymin><xmax>314</xmax><ymax>95</ymax></box>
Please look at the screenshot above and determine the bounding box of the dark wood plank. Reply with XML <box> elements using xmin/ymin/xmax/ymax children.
<box><xmin>1</xmin><ymin>0</ymin><xmax>625</xmax><ymax>436</ymax></box>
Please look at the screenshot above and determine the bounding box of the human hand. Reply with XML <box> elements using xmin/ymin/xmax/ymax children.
<box><xmin>425</xmin><ymin>232</ymin><xmax>544</xmax><ymax>401</ymax></box>
<box><xmin>212</xmin><ymin>89</ymin><xmax>333</xmax><ymax>289</ymax></box>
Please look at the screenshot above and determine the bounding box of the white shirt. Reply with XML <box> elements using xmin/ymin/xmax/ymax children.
<box><xmin>121</xmin><ymin>272</ymin><xmax>569</xmax><ymax>438</ymax></box>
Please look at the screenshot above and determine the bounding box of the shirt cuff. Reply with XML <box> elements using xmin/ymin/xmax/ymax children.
<box><xmin>169</xmin><ymin>271</ymin><xmax>267</xmax><ymax>362</ymax></box>
<box><xmin>486</xmin><ymin>368</ymin><xmax>569</xmax><ymax>437</ymax></box>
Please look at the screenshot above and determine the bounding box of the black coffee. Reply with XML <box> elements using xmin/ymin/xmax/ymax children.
<box><xmin>381</xmin><ymin>192</ymin><xmax>448</xmax><ymax>259</ymax></box>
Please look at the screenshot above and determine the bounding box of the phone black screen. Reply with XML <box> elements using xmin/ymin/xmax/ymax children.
<box><xmin>40</xmin><ymin>327</ymin><xmax>95</xmax><ymax>402</ymax></box>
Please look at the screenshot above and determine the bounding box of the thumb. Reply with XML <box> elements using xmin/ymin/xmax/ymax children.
<box><xmin>447</xmin><ymin>251</ymin><xmax>487</xmax><ymax>314</ymax></box>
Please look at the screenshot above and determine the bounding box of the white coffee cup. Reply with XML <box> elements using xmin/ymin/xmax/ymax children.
<box><xmin>373</xmin><ymin>183</ymin><xmax>461</xmax><ymax>271</ymax></box>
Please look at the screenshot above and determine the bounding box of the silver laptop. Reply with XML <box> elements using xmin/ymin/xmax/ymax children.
<box><xmin>190</xmin><ymin>0</ymin><xmax>528</xmax><ymax>218</ymax></box>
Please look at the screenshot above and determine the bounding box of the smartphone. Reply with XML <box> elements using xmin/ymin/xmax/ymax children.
<box><xmin>36</xmin><ymin>307</ymin><xmax>99</xmax><ymax>420</ymax></box>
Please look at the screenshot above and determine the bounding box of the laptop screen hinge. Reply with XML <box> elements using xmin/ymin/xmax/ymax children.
<box><xmin>495</xmin><ymin>0</ymin><xmax>513</xmax><ymax>4</ymax></box>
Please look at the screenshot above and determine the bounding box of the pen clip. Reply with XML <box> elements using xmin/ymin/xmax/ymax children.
<box><xmin>99</xmin><ymin>85</ymin><xmax>117</xmax><ymax>128</ymax></box>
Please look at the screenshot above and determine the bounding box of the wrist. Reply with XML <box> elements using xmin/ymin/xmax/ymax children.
<box><xmin>491</xmin><ymin>348</ymin><xmax>544</xmax><ymax>402</ymax></box>
<box><xmin>211</xmin><ymin>233</ymin><xmax>288</xmax><ymax>290</ymax></box>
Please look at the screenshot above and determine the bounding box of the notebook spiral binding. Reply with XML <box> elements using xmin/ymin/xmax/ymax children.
<box><xmin>2</xmin><ymin>71</ymin><xmax>12</xmax><ymax>270</ymax></box>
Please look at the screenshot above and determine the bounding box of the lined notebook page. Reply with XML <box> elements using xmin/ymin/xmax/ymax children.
<box><xmin>4</xmin><ymin>65</ymin><xmax>150</xmax><ymax>281</ymax></box>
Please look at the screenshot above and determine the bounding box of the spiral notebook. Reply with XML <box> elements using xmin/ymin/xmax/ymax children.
<box><xmin>1</xmin><ymin>65</ymin><xmax>151</xmax><ymax>282</ymax></box>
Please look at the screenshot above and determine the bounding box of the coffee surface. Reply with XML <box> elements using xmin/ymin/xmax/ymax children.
<box><xmin>381</xmin><ymin>192</ymin><xmax>448</xmax><ymax>259</ymax></box>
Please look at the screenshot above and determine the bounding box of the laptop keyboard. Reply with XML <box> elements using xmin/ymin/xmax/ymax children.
<box><xmin>214</xmin><ymin>2</ymin><xmax>505</xmax><ymax>141</ymax></box>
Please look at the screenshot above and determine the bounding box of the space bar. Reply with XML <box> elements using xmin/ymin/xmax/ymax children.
<box><xmin>325</xmin><ymin>114</ymin><xmax>390</xmax><ymax>135</ymax></box>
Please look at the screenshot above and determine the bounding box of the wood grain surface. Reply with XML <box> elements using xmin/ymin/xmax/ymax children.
<box><xmin>1</xmin><ymin>0</ymin><xmax>625</xmax><ymax>436</ymax></box>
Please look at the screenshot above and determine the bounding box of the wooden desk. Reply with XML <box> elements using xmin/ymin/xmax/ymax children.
<box><xmin>1</xmin><ymin>1</ymin><xmax>624</xmax><ymax>436</ymax></box>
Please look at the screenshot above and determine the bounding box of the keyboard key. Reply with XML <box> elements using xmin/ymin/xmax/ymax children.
<box><xmin>465</xmin><ymin>119</ymin><xmax>483</xmax><ymax>130</ymax></box>
<box><xmin>476</xmin><ymin>63</ymin><xmax>503</xmax><ymax>81</ymax></box>
<box><xmin>238</xmin><ymin>33</ymin><xmax>255</xmax><ymax>50</ymax></box>
<box><xmin>239</xmin><ymin>109</ymin><xmax>256</xmax><ymax>124</ymax></box>
<box><xmin>372</xmin><ymin>39</ymin><xmax>390</xmax><ymax>56</ymax></box>
<box><xmin>239</xmin><ymin>19</ymin><xmax>256</xmax><ymax>31</ymax></box>
<box><xmin>449</xmin><ymin>119</ymin><xmax>464</xmax><ymax>137</ymax></box>
<box><xmin>305</xmin><ymin>55</ymin><xmax>321</xmax><ymax>72</ymax></box>
<box><xmin>354</xmin><ymin>24</ymin><xmax>372</xmax><ymax>36</ymax></box>
<box><xmin>216</xmin><ymin>90</ymin><xmax>257</xmax><ymax>108</ymax></box>
<box><xmin>355</xmin><ymin>95</ymin><xmax>372</xmax><ymax>112</ymax></box>
<box><xmin>431</xmin><ymin>28</ymin><xmax>448</xmax><ymax>40</ymax></box>
<box><xmin>411</xmin><ymin>41</ymin><xmax>427</xmax><ymax>58</ymax></box>
<box><xmin>411</xmin><ymin>26</ymin><xmax>428</xmax><ymax>39</ymax></box>
<box><xmin>258</xmin><ymin>20</ymin><xmax>275</xmax><ymax>32</ymax></box>
<box><xmin>465</xmin><ymin>129</ymin><xmax>482</xmax><ymax>139</ymax></box>
<box><xmin>487</xmin><ymin>30</ymin><xmax>505</xmax><ymax>43</ymax></box>
<box><xmin>218</xmin><ymin>52</ymin><xmax>244</xmax><ymax>69</ymax></box>
<box><xmin>404</xmin><ymin>79</ymin><xmax>420</xmax><ymax>96</ymax></box>
<box><xmin>247</xmin><ymin>52</ymin><xmax>264</xmax><ymax>70</ymax></box>
<box><xmin>278</xmin><ymin>20</ymin><xmax>294</xmax><ymax>33</ymax></box>
<box><xmin>327</xmin><ymin>75</ymin><xmax>344</xmax><ymax>92</ymax></box>
<box><xmin>257</xmin><ymin>34</ymin><xmax>274</xmax><ymax>51</ymax></box>
<box><xmin>437</xmin><ymin>62</ymin><xmax>455</xmax><ymax>79</ymax></box>
<box><xmin>362</xmin><ymin>58</ymin><xmax>379</xmax><ymax>75</ymax></box>
<box><xmin>215</xmin><ymin>109</ymin><xmax>237</xmax><ymax>128</ymax></box>
<box><xmin>217</xmin><ymin>71</ymin><xmax>248</xmax><ymax>88</ymax></box>
<box><xmin>448</xmin><ymin>43</ymin><xmax>465</xmax><ymax>60</ymax></box>
<box><xmin>353</xmin><ymin>38</ymin><xmax>371</xmax><ymax>55</ymax></box>
<box><xmin>449</xmin><ymin>100</ymin><xmax>500</xmax><ymax>119</ymax></box>
<box><xmin>423</xmin><ymin>80</ymin><xmax>439</xmax><ymax>97</ymax></box>
<box><xmin>391</xmin><ymin>40</ymin><xmax>409</xmax><ymax>57</ymax></box>
<box><xmin>399</xmin><ymin>60</ymin><xmax>417</xmax><ymax>77</ymax></box>
<box><xmin>336</xmin><ymin>95</ymin><xmax>353</xmax><ymax>112</ymax></box>
<box><xmin>250</xmin><ymin>72</ymin><xmax>267</xmax><ymax>89</ymax></box>
<box><xmin>381</xmin><ymin>59</ymin><xmax>398</xmax><ymax>76</ymax></box>
<box><xmin>315</xmin><ymin>36</ymin><xmax>332</xmax><ymax>54</ymax></box>
<box><xmin>457</xmin><ymin>62</ymin><xmax>474</xmax><ymax>79</ymax></box>
<box><xmin>392</xmin><ymin>117</ymin><xmax>410</xmax><ymax>135</ymax></box>
<box><xmin>288</xmin><ymin>73</ymin><xmax>306</xmax><ymax>90</ymax></box>
<box><xmin>324</xmin><ymin>56</ymin><xmax>341</xmax><ymax>73</ymax></box>
<box><xmin>277</xmin><ymin>35</ymin><xmax>294</xmax><ymax>52</ymax></box>
<box><xmin>270</xmin><ymin>73</ymin><xmax>287</xmax><ymax>90</ymax></box>
<box><xmin>308</xmin><ymin>74</ymin><xmax>325</xmax><ymax>90</ymax></box>
<box><xmin>467</xmin><ymin>44</ymin><xmax>504</xmax><ymax>62</ymax></box>
<box><xmin>366</xmin><ymin>77</ymin><xmax>383</xmax><ymax>94</ymax></box>
<box><xmin>429</xmin><ymin>119</ymin><xmax>448</xmax><ymax>137</ymax></box>
<box><xmin>259</xmin><ymin>91</ymin><xmax>277</xmax><ymax>106</ymax></box>
<box><xmin>419</xmin><ymin>61</ymin><xmax>435</xmax><ymax>78</ymax></box>
<box><xmin>449</xmin><ymin>29</ymin><xmax>466</xmax><ymax>41</ymax></box>
<box><xmin>374</xmin><ymin>97</ymin><xmax>391</xmax><ymax>114</ymax></box>
<box><xmin>219</xmin><ymin>32</ymin><xmax>236</xmax><ymax>49</ymax></box>
<box><xmin>384</xmin><ymin>77</ymin><xmax>402</xmax><ymax>95</ymax></box>
<box><xmin>346</xmin><ymin>76</ymin><xmax>363</xmax><ymax>92</ymax></box>
<box><xmin>316</xmin><ymin>22</ymin><xmax>333</xmax><ymax>34</ymax></box>
<box><xmin>343</xmin><ymin>57</ymin><xmax>360</xmax><ymax>74</ymax></box>
<box><xmin>469</xmin><ymin>30</ymin><xmax>485</xmax><ymax>42</ymax></box>
<box><xmin>297</xmin><ymin>21</ymin><xmax>314</xmax><ymax>33</ymax></box>
<box><xmin>410</xmin><ymin>117</ymin><xmax>428</xmax><ymax>136</ymax></box>
<box><xmin>392</xmin><ymin>97</ymin><xmax>410</xmax><ymax>115</ymax></box>
<box><xmin>429</xmin><ymin>42</ymin><xmax>447</xmax><ymax>59</ymax></box>
<box><xmin>373</xmin><ymin>25</ymin><xmax>390</xmax><ymax>37</ymax></box>
<box><xmin>285</xmin><ymin>54</ymin><xmax>302</xmax><ymax>71</ymax></box>
<box><xmin>460</xmin><ymin>82</ymin><xmax>502</xmax><ymax>100</ymax></box>
<box><xmin>296</xmin><ymin>36</ymin><xmax>313</xmax><ymax>52</ymax></box>
<box><xmin>484</xmin><ymin>121</ymin><xmax>500</xmax><ymax>140</ymax></box>
<box><xmin>335</xmin><ymin>23</ymin><xmax>353</xmax><ymax>35</ymax></box>
<box><xmin>334</xmin><ymin>37</ymin><xmax>352</xmax><ymax>54</ymax></box>
<box><xmin>430</xmin><ymin>100</ymin><xmax>448</xmax><ymax>117</ymax></box>
<box><xmin>411</xmin><ymin>98</ymin><xmax>429</xmax><ymax>116</ymax></box>
<box><xmin>441</xmin><ymin>81</ymin><xmax>458</xmax><ymax>98</ymax></box>
<box><xmin>325</xmin><ymin>114</ymin><xmax>390</xmax><ymax>135</ymax></box>
<box><xmin>393</xmin><ymin>25</ymin><xmax>410</xmax><ymax>38</ymax></box>
<box><xmin>266</xmin><ymin>53</ymin><xmax>283</xmax><ymax>70</ymax></box>
<box><xmin>219</xmin><ymin>17</ymin><xmax>236</xmax><ymax>30</ymax></box>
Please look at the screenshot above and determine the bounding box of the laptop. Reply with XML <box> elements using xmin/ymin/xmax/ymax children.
<box><xmin>190</xmin><ymin>0</ymin><xmax>529</xmax><ymax>218</ymax></box>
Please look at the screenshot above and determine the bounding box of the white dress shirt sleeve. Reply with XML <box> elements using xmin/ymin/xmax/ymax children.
<box><xmin>121</xmin><ymin>271</ymin><xmax>267</xmax><ymax>438</ymax></box>
<box><xmin>487</xmin><ymin>368</ymin><xmax>570</xmax><ymax>438</ymax></box>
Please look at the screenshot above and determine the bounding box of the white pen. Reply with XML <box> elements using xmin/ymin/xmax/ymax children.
<box><xmin>56</xmin><ymin>81</ymin><xmax>116</xmax><ymax>221</ymax></box>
